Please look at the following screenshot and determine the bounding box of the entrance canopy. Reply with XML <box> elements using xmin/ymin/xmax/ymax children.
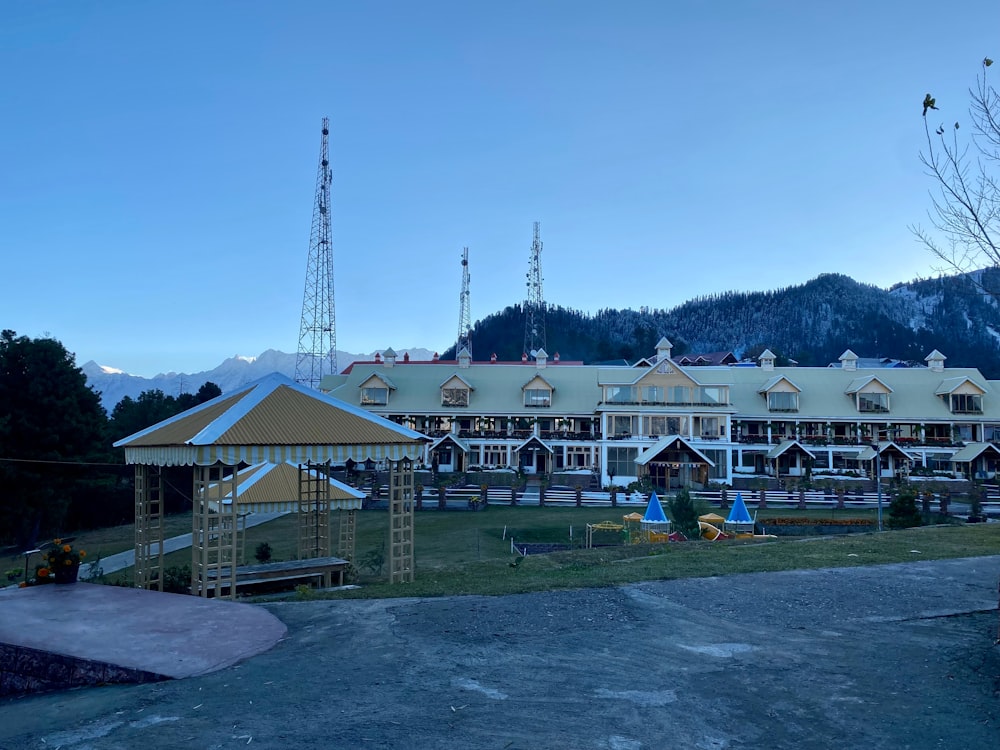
<box><xmin>635</xmin><ymin>435</ymin><xmax>716</xmax><ymax>467</ymax></box>
<box><xmin>429</xmin><ymin>433</ymin><xmax>471</xmax><ymax>454</ymax></box>
<box><xmin>855</xmin><ymin>441</ymin><xmax>917</xmax><ymax>462</ymax></box>
<box><xmin>514</xmin><ymin>435</ymin><xmax>554</xmax><ymax>453</ymax></box>
<box><xmin>766</xmin><ymin>440</ymin><xmax>816</xmax><ymax>460</ymax></box>
<box><xmin>949</xmin><ymin>441</ymin><xmax>1000</xmax><ymax>463</ymax></box>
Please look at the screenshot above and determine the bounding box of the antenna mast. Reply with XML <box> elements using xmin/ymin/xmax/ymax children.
<box><xmin>295</xmin><ymin>117</ymin><xmax>337</xmax><ymax>389</ymax></box>
<box><xmin>457</xmin><ymin>247</ymin><xmax>472</xmax><ymax>357</ymax></box>
<box><xmin>523</xmin><ymin>221</ymin><xmax>547</xmax><ymax>358</ymax></box>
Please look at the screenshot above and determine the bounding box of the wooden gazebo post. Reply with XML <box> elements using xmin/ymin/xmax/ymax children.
<box><xmin>192</xmin><ymin>464</ymin><xmax>239</xmax><ymax>598</ymax></box>
<box><xmin>389</xmin><ymin>457</ymin><xmax>414</xmax><ymax>583</ymax></box>
<box><xmin>298</xmin><ymin>461</ymin><xmax>332</xmax><ymax>560</ymax></box>
<box><xmin>134</xmin><ymin>464</ymin><xmax>165</xmax><ymax>592</ymax></box>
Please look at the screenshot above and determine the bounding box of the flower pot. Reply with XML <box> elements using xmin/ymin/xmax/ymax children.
<box><xmin>54</xmin><ymin>562</ymin><xmax>80</xmax><ymax>584</ymax></box>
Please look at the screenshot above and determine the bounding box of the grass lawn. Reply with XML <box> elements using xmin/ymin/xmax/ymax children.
<box><xmin>5</xmin><ymin>506</ymin><xmax>997</xmax><ymax>598</ymax></box>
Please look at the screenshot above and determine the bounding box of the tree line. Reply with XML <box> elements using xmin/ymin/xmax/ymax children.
<box><xmin>0</xmin><ymin>330</ymin><xmax>221</xmax><ymax>549</ymax></box>
<box><xmin>444</xmin><ymin>272</ymin><xmax>1000</xmax><ymax>377</ymax></box>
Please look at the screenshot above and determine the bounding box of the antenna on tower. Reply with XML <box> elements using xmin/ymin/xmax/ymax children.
<box><xmin>457</xmin><ymin>247</ymin><xmax>472</xmax><ymax>358</ymax></box>
<box><xmin>295</xmin><ymin>117</ymin><xmax>337</xmax><ymax>390</ymax></box>
<box><xmin>523</xmin><ymin>221</ymin><xmax>546</xmax><ymax>359</ymax></box>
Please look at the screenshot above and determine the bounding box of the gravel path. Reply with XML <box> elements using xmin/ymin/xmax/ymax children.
<box><xmin>1</xmin><ymin>556</ymin><xmax>998</xmax><ymax>750</ymax></box>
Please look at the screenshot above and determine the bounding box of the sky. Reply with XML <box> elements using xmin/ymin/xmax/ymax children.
<box><xmin>2</xmin><ymin>1</ymin><xmax>998</xmax><ymax>377</ymax></box>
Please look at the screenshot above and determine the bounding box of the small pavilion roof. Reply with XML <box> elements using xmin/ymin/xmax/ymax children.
<box><xmin>641</xmin><ymin>491</ymin><xmax>669</xmax><ymax>523</ymax></box>
<box><xmin>727</xmin><ymin>492</ymin><xmax>753</xmax><ymax>524</ymax></box>
<box><xmin>221</xmin><ymin>462</ymin><xmax>365</xmax><ymax>512</ymax></box>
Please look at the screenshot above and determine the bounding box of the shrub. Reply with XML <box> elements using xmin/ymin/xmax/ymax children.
<box><xmin>161</xmin><ymin>565</ymin><xmax>192</xmax><ymax>594</ymax></box>
<box><xmin>255</xmin><ymin>541</ymin><xmax>274</xmax><ymax>564</ymax></box>
<box><xmin>668</xmin><ymin>487</ymin><xmax>700</xmax><ymax>539</ymax></box>
<box><xmin>888</xmin><ymin>490</ymin><xmax>922</xmax><ymax>529</ymax></box>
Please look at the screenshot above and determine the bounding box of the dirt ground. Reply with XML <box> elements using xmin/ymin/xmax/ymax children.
<box><xmin>1</xmin><ymin>556</ymin><xmax>999</xmax><ymax>750</ymax></box>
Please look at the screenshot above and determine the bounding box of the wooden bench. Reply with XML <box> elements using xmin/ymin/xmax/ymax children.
<box><xmin>200</xmin><ymin>556</ymin><xmax>350</xmax><ymax>597</ymax></box>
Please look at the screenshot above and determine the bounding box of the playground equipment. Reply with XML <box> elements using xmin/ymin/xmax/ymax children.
<box><xmin>698</xmin><ymin>520</ymin><xmax>729</xmax><ymax>541</ymax></box>
<box><xmin>585</xmin><ymin>520</ymin><xmax>624</xmax><ymax>548</ymax></box>
<box><xmin>724</xmin><ymin>492</ymin><xmax>755</xmax><ymax>536</ymax></box>
<box><xmin>640</xmin><ymin>491</ymin><xmax>671</xmax><ymax>542</ymax></box>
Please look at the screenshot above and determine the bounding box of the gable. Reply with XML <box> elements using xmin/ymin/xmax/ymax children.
<box><xmin>440</xmin><ymin>374</ymin><xmax>474</xmax><ymax>391</ymax></box>
<box><xmin>522</xmin><ymin>374</ymin><xmax>554</xmax><ymax>392</ymax></box>
<box><xmin>758</xmin><ymin>375</ymin><xmax>801</xmax><ymax>394</ymax></box>
<box><xmin>359</xmin><ymin>373</ymin><xmax>395</xmax><ymax>391</ymax></box>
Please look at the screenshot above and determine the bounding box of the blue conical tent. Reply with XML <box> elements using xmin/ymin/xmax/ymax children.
<box><xmin>727</xmin><ymin>492</ymin><xmax>753</xmax><ymax>523</ymax></box>
<box><xmin>643</xmin><ymin>491</ymin><xmax>669</xmax><ymax>523</ymax></box>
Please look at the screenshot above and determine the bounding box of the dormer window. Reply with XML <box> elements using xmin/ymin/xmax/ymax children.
<box><xmin>524</xmin><ymin>388</ymin><xmax>551</xmax><ymax>407</ymax></box>
<box><xmin>951</xmin><ymin>393</ymin><xmax>983</xmax><ymax>414</ymax></box>
<box><xmin>439</xmin><ymin>373</ymin><xmax>473</xmax><ymax>407</ymax></box>
<box><xmin>846</xmin><ymin>375</ymin><xmax>892</xmax><ymax>414</ymax></box>
<box><xmin>767</xmin><ymin>392</ymin><xmax>798</xmax><ymax>412</ymax></box>
<box><xmin>759</xmin><ymin>375</ymin><xmax>800</xmax><ymax>413</ymax></box>
<box><xmin>522</xmin><ymin>374</ymin><xmax>554</xmax><ymax>407</ymax></box>
<box><xmin>361</xmin><ymin>386</ymin><xmax>388</xmax><ymax>406</ymax></box>
<box><xmin>442</xmin><ymin>387</ymin><xmax>469</xmax><ymax>407</ymax></box>
<box><xmin>359</xmin><ymin>373</ymin><xmax>395</xmax><ymax>406</ymax></box>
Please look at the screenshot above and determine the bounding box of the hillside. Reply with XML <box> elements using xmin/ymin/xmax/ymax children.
<box><xmin>447</xmin><ymin>271</ymin><xmax>1000</xmax><ymax>376</ymax></box>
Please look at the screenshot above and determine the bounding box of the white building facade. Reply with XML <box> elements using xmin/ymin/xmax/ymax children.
<box><xmin>322</xmin><ymin>340</ymin><xmax>1000</xmax><ymax>488</ymax></box>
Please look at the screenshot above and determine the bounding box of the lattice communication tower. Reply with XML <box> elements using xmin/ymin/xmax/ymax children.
<box><xmin>457</xmin><ymin>247</ymin><xmax>472</xmax><ymax>357</ymax></box>
<box><xmin>523</xmin><ymin>221</ymin><xmax>547</xmax><ymax>358</ymax></box>
<box><xmin>295</xmin><ymin>117</ymin><xmax>337</xmax><ymax>389</ymax></box>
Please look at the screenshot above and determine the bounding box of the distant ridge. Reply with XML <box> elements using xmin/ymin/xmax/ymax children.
<box><xmin>83</xmin><ymin>348</ymin><xmax>434</xmax><ymax>410</ymax></box>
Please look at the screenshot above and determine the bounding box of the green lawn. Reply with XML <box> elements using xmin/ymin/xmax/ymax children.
<box><xmin>6</xmin><ymin>506</ymin><xmax>997</xmax><ymax>598</ymax></box>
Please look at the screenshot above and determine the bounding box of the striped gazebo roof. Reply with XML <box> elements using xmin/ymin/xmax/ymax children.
<box><xmin>114</xmin><ymin>372</ymin><xmax>428</xmax><ymax>466</ymax></box>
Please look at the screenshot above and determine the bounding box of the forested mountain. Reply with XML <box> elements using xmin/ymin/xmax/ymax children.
<box><xmin>447</xmin><ymin>271</ymin><xmax>1000</xmax><ymax>377</ymax></box>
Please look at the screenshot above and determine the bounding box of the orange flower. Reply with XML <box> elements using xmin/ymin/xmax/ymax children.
<box><xmin>53</xmin><ymin>538</ymin><xmax>62</xmax><ymax>545</ymax></box>
<box><xmin>38</xmin><ymin>568</ymin><xmax>50</xmax><ymax>578</ymax></box>
<box><xmin>63</xmin><ymin>545</ymin><xmax>72</xmax><ymax>553</ymax></box>
<box><xmin>64</xmin><ymin>559</ymin><xmax>73</xmax><ymax>566</ymax></box>
<box><xmin>18</xmin><ymin>582</ymin><xmax>27</xmax><ymax>588</ymax></box>
<box><xmin>79</xmin><ymin>550</ymin><xmax>87</xmax><ymax>558</ymax></box>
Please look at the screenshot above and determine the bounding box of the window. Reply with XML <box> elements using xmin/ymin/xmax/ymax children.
<box><xmin>858</xmin><ymin>392</ymin><xmax>889</xmax><ymax>413</ymax></box>
<box><xmin>482</xmin><ymin>444</ymin><xmax>507</xmax><ymax>467</ymax></box>
<box><xmin>612</xmin><ymin>415</ymin><xmax>636</xmax><ymax>436</ymax></box>
<box><xmin>606</xmin><ymin>386</ymin><xmax>638</xmax><ymax>403</ymax></box>
<box><xmin>361</xmin><ymin>387</ymin><xmax>388</xmax><ymax>405</ymax></box>
<box><xmin>950</xmin><ymin>393</ymin><xmax>983</xmax><ymax>413</ymax></box>
<box><xmin>566</xmin><ymin>446</ymin><xmax>592</xmax><ymax>468</ymax></box>
<box><xmin>643</xmin><ymin>415</ymin><xmax>687</xmax><ymax>436</ymax></box>
<box><xmin>524</xmin><ymin>388</ymin><xmax>551</xmax><ymax>407</ymax></box>
<box><xmin>698</xmin><ymin>417</ymin><xmax>721</xmax><ymax>438</ymax></box>
<box><xmin>767</xmin><ymin>391</ymin><xmax>798</xmax><ymax>412</ymax></box>
<box><xmin>607</xmin><ymin>447</ymin><xmax>638</xmax><ymax>477</ymax></box>
<box><xmin>442</xmin><ymin>388</ymin><xmax>469</xmax><ymax>407</ymax></box>
<box><xmin>641</xmin><ymin>386</ymin><xmax>663</xmax><ymax>403</ymax></box>
<box><xmin>666</xmin><ymin>386</ymin><xmax>690</xmax><ymax>404</ymax></box>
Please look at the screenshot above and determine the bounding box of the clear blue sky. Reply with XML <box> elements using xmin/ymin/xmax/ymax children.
<box><xmin>2</xmin><ymin>1</ymin><xmax>997</xmax><ymax>376</ymax></box>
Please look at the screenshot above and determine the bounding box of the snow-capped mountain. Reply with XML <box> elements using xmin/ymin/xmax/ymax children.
<box><xmin>82</xmin><ymin>348</ymin><xmax>434</xmax><ymax>410</ymax></box>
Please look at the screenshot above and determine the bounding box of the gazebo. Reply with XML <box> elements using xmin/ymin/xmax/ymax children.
<box><xmin>113</xmin><ymin>373</ymin><xmax>428</xmax><ymax>598</ymax></box>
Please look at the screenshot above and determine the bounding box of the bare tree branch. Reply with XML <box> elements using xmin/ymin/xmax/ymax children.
<box><xmin>911</xmin><ymin>58</ymin><xmax>1000</xmax><ymax>297</ymax></box>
